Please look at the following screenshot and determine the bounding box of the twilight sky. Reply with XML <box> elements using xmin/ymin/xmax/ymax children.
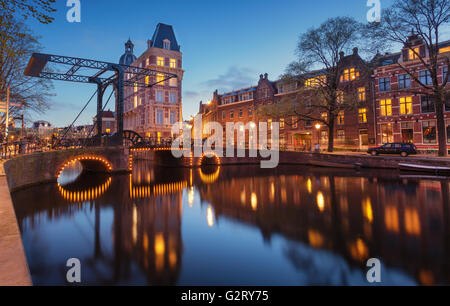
<box><xmin>26</xmin><ymin>0</ymin><xmax>393</xmax><ymax>127</ymax></box>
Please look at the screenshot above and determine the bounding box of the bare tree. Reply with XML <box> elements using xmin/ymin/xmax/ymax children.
<box><xmin>258</xmin><ymin>17</ymin><xmax>369</xmax><ymax>152</ymax></box>
<box><xmin>0</xmin><ymin>16</ymin><xmax>53</xmax><ymax>128</ymax></box>
<box><xmin>367</xmin><ymin>0</ymin><xmax>450</xmax><ymax>156</ymax></box>
<box><xmin>0</xmin><ymin>0</ymin><xmax>56</xmax><ymax>24</ymax></box>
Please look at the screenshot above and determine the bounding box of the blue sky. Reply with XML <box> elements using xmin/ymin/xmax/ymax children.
<box><xmin>26</xmin><ymin>0</ymin><xmax>392</xmax><ymax>127</ymax></box>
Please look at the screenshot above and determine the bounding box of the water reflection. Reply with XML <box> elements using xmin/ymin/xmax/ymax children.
<box><xmin>11</xmin><ymin>160</ymin><xmax>450</xmax><ymax>286</ymax></box>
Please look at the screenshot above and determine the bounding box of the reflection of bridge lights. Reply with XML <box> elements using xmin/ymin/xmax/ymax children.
<box><xmin>207</xmin><ymin>206</ymin><xmax>214</xmax><ymax>227</ymax></box>
<box><xmin>58</xmin><ymin>177</ymin><xmax>112</xmax><ymax>203</ymax></box>
<box><xmin>251</xmin><ymin>193</ymin><xmax>258</xmax><ymax>211</ymax></box>
<box><xmin>316</xmin><ymin>192</ymin><xmax>325</xmax><ymax>212</ymax></box>
<box><xmin>188</xmin><ymin>187</ymin><xmax>195</xmax><ymax>207</ymax></box>
<box><xmin>129</xmin><ymin>179</ymin><xmax>188</xmax><ymax>199</ymax></box>
<box><xmin>198</xmin><ymin>151</ymin><xmax>221</xmax><ymax>167</ymax></box>
<box><xmin>57</xmin><ymin>155</ymin><xmax>113</xmax><ymax>178</ymax></box>
<box><xmin>198</xmin><ymin>166</ymin><xmax>221</xmax><ymax>184</ymax></box>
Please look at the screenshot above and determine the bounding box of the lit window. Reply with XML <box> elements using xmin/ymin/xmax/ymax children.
<box><xmin>409</xmin><ymin>47</ymin><xmax>420</xmax><ymax>60</ymax></box>
<box><xmin>422</xmin><ymin>120</ymin><xmax>436</xmax><ymax>144</ymax></box>
<box><xmin>380</xmin><ymin>99</ymin><xmax>392</xmax><ymax>116</ymax></box>
<box><xmin>358</xmin><ymin>87</ymin><xmax>366</xmax><ymax>102</ymax></box>
<box><xmin>321</xmin><ymin>112</ymin><xmax>328</xmax><ymax>122</ymax></box>
<box><xmin>268</xmin><ymin>119</ymin><xmax>273</xmax><ymax>130</ymax></box>
<box><xmin>337</xmin><ymin>111</ymin><xmax>344</xmax><ymax>125</ymax></box>
<box><xmin>157</xmin><ymin>57</ymin><xmax>165</xmax><ymax>66</ymax></box>
<box><xmin>280</xmin><ymin>119</ymin><xmax>285</xmax><ymax>129</ymax></box>
<box><xmin>359</xmin><ymin>108</ymin><xmax>367</xmax><ymax>123</ymax></box>
<box><xmin>400</xmin><ymin>97</ymin><xmax>413</xmax><ymax>115</ymax></box>
<box><xmin>381</xmin><ymin>123</ymin><xmax>394</xmax><ymax>144</ymax></box>
<box><xmin>134</xmin><ymin>83</ymin><xmax>138</xmax><ymax>93</ymax></box>
<box><xmin>157</xmin><ymin>73</ymin><xmax>165</xmax><ymax>85</ymax></box>
<box><xmin>134</xmin><ymin>96</ymin><xmax>138</xmax><ymax>108</ymax></box>
<box><xmin>170</xmin><ymin>59</ymin><xmax>177</xmax><ymax>68</ymax></box>
<box><xmin>341</xmin><ymin>68</ymin><xmax>359</xmax><ymax>82</ymax></box>
<box><xmin>145</xmin><ymin>76</ymin><xmax>149</xmax><ymax>86</ymax></box>
<box><xmin>305</xmin><ymin>75</ymin><xmax>326</xmax><ymax>87</ymax></box>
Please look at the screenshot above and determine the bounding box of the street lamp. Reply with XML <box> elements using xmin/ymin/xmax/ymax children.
<box><xmin>315</xmin><ymin>123</ymin><xmax>321</xmax><ymax>153</ymax></box>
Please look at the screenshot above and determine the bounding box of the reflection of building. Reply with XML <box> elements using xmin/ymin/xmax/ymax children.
<box><xmin>373</xmin><ymin>36</ymin><xmax>450</xmax><ymax>149</ymax></box>
<box><xmin>122</xmin><ymin>23</ymin><xmax>184</xmax><ymax>140</ymax></box>
<box><xmin>198</xmin><ymin>48</ymin><xmax>376</xmax><ymax>151</ymax></box>
<box><xmin>194</xmin><ymin>166</ymin><xmax>450</xmax><ymax>285</ymax></box>
<box><xmin>93</xmin><ymin>110</ymin><xmax>116</xmax><ymax>135</ymax></box>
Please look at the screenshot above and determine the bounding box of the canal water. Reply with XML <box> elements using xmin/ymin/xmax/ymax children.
<box><xmin>11</xmin><ymin>161</ymin><xmax>450</xmax><ymax>286</ymax></box>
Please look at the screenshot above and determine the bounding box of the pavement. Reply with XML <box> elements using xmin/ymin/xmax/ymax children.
<box><xmin>0</xmin><ymin>163</ymin><xmax>32</xmax><ymax>286</ymax></box>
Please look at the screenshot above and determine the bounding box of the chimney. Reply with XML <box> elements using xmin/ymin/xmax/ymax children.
<box><xmin>147</xmin><ymin>40</ymin><xmax>153</xmax><ymax>48</ymax></box>
<box><xmin>264</xmin><ymin>73</ymin><xmax>268</xmax><ymax>80</ymax></box>
<box><xmin>339</xmin><ymin>51</ymin><xmax>345</xmax><ymax>59</ymax></box>
<box><xmin>260</xmin><ymin>74</ymin><xmax>264</xmax><ymax>80</ymax></box>
<box><xmin>353</xmin><ymin>47</ymin><xmax>359</xmax><ymax>55</ymax></box>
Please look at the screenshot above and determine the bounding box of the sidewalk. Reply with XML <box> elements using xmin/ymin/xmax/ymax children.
<box><xmin>0</xmin><ymin>163</ymin><xmax>32</xmax><ymax>286</ymax></box>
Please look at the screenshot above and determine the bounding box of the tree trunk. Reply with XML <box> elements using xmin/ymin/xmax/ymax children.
<box><xmin>328</xmin><ymin>116</ymin><xmax>335</xmax><ymax>153</ymax></box>
<box><xmin>435</xmin><ymin>91</ymin><xmax>448</xmax><ymax>157</ymax></box>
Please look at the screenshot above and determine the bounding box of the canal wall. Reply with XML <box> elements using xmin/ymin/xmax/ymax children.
<box><xmin>3</xmin><ymin>147</ymin><xmax>129</xmax><ymax>192</ymax></box>
<box><xmin>0</xmin><ymin>164</ymin><xmax>32</xmax><ymax>286</ymax></box>
<box><xmin>153</xmin><ymin>149</ymin><xmax>450</xmax><ymax>170</ymax></box>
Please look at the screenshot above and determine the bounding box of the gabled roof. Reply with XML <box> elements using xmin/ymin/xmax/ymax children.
<box><xmin>150</xmin><ymin>23</ymin><xmax>180</xmax><ymax>52</ymax></box>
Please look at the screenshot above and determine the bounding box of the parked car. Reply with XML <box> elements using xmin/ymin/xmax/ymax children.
<box><xmin>368</xmin><ymin>143</ymin><xmax>417</xmax><ymax>157</ymax></box>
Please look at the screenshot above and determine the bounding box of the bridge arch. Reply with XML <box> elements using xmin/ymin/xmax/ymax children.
<box><xmin>198</xmin><ymin>151</ymin><xmax>221</xmax><ymax>167</ymax></box>
<box><xmin>57</xmin><ymin>155</ymin><xmax>113</xmax><ymax>178</ymax></box>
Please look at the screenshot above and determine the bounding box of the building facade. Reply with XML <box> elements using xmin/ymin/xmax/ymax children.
<box><xmin>122</xmin><ymin>23</ymin><xmax>184</xmax><ymax>140</ymax></box>
<box><xmin>198</xmin><ymin>48</ymin><xmax>376</xmax><ymax>151</ymax></box>
<box><xmin>373</xmin><ymin>35</ymin><xmax>450</xmax><ymax>150</ymax></box>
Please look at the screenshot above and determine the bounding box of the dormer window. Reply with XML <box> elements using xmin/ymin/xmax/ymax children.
<box><xmin>340</xmin><ymin>68</ymin><xmax>359</xmax><ymax>82</ymax></box>
<box><xmin>163</xmin><ymin>39</ymin><xmax>171</xmax><ymax>50</ymax></box>
<box><xmin>409</xmin><ymin>47</ymin><xmax>420</xmax><ymax>60</ymax></box>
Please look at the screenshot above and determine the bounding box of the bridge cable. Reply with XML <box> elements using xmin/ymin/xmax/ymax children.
<box><xmin>60</xmin><ymin>88</ymin><xmax>99</xmax><ymax>141</ymax></box>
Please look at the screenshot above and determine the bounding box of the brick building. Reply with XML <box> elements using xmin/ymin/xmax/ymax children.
<box><xmin>93</xmin><ymin>110</ymin><xmax>116</xmax><ymax>135</ymax></box>
<box><xmin>122</xmin><ymin>23</ymin><xmax>184</xmax><ymax>140</ymax></box>
<box><xmin>198</xmin><ymin>48</ymin><xmax>377</xmax><ymax>151</ymax></box>
<box><xmin>373</xmin><ymin>35</ymin><xmax>450</xmax><ymax>151</ymax></box>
